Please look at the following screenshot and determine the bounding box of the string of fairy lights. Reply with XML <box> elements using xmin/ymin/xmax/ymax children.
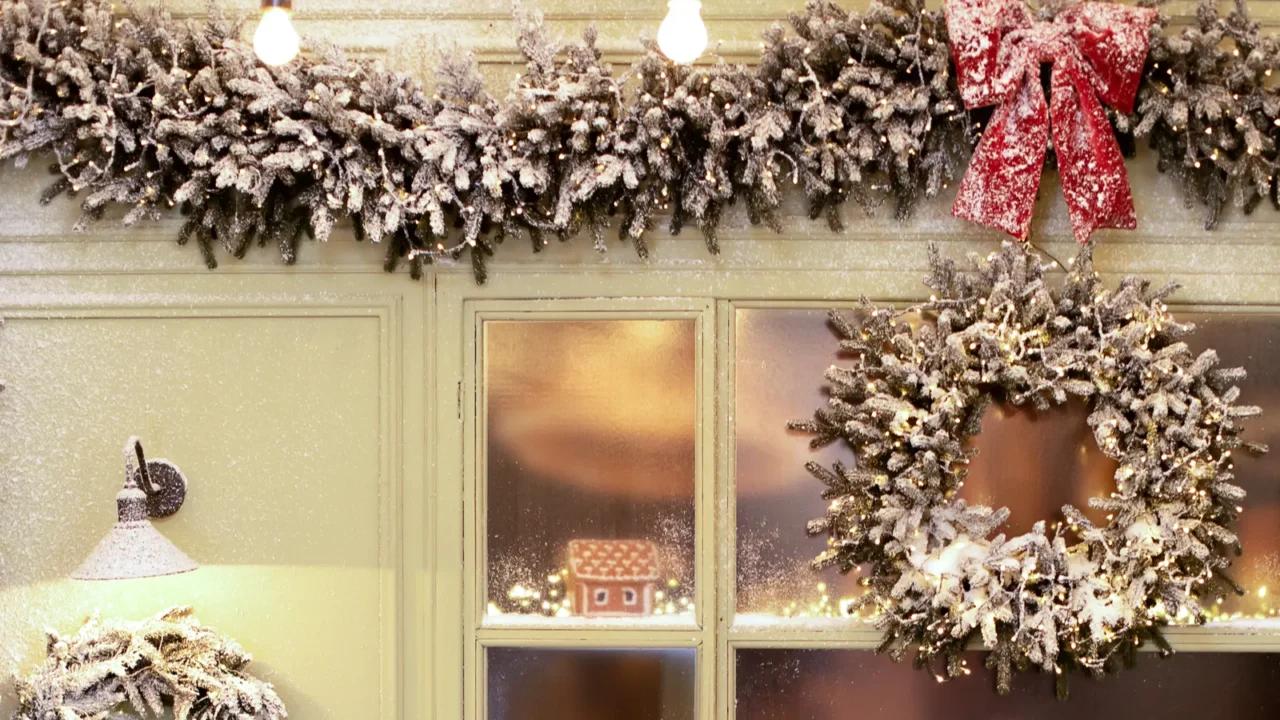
<box><xmin>763</xmin><ymin>581</ymin><xmax>1277</xmax><ymax>623</ymax></box>
<box><xmin>489</xmin><ymin>575</ymin><xmax>1277</xmax><ymax>622</ymax></box>
<box><xmin>488</xmin><ymin>574</ymin><xmax>695</xmax><ymax>618</ymax></box>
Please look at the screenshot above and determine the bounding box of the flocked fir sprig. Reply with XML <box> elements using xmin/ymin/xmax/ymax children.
<box><xmin>495</xmin><ymin>15</ymin><xmax>631</xmax><ymax>258</ymax></box>
<box><xmin>791</xmin><ymin>242</ymin><xmax>1266</xmax><ymax>698</ymax></box>
<box><xmin>1127</xmin><ymin>0</ymin><xmax>1280</xmax><ymax>228</ymax></box>
<box><xmin>11</xmin><ymin>606</ymin><xmax>286</xmax><ymax>720</ymax></box>
<box><xmin>757</xmin><ymin>0</ymin><xmax>971</xmax><ymax>225</ymax></box>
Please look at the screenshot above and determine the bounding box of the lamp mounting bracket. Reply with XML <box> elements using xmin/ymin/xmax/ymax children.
<box><xmin>137</xmin><ymin>460</ymin><xmax>188</xmax><ymax>518</ymax></box>
<box><xmin>126</xmin><ymin>437</ymin><xmax>189</xmax><ymax>518</ymax></box>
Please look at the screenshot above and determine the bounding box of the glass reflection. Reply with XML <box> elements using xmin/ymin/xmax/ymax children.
<box><xmin>735</xmin><ymin>308</ymin><xmax>1280</xmax><ymax>622</ymax></box>
<box><xmin>485</xmin><ymin>320</ymin><xmax>697</xmax><ymax>624</ymax></box>
<box><xmin>488</xmin><ymin>647</ymin><xmax>696</xmax><ymax>720</ymax></box>
<box><xmin>963</xmin><ymin>398</ymin><xmax>1115</xmax><ymax>536</ymax></box>
<box><xmin>736</xmin><ymin>649</ymin><xmax>1280</xmax><ymax>719</ymax></box>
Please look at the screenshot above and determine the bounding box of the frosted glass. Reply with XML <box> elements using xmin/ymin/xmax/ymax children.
<box><xmin>484</xmin><ymin>320</ymin><xmax>697</xmax><ymax>624</ymax></box>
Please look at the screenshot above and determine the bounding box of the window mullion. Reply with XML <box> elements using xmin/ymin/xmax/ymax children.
<box><xmin>714</xmin><ymin>299</ymin><xmax>736</xmax><ymax>720</ymax></box>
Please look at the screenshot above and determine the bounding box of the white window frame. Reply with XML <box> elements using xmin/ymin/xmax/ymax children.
<box><xmin>431</xmin><ymin>268</ymin><xmax>1280</xmax><ymax>720</ymax></box>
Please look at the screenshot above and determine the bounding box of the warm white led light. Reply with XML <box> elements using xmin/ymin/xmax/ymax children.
<box><xmin>657</xmin><ymin>0</ymin><xmax>708</xmax><ymax>64</ymax></box>
<box><xmin>254</xmin><ymin>6</ymin><xmax>300</xmax><ymax>66</ymax></box>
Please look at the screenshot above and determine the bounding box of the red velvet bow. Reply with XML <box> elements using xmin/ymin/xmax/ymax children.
<box><xmin>945</xmin><ymin>0</ymin><xmax>1157</xmax><ymax>243</ymax></box>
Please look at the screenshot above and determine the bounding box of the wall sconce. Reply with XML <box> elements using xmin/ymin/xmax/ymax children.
<box><xmin>71</xmin><ymin>437</ymin><xmax>198</xmax><ymax>581</ymax></box>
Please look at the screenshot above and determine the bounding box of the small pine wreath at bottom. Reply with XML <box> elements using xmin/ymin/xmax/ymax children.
<box><xmin>791</xmin><ymin>242</ymin><xmax>1267</xmax><ymax>698</ymax></box>
<box><xmin>12</xmin><ymin>606</ymin><xmax>286</xmax><ymax>720</ymax></box>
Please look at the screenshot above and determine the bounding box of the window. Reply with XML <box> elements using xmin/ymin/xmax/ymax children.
<box><xmin>734</xmin><ymin>308</ymin><xmax>1280</xmax><ymax>622</ymax></box>
<box><xmin>442</xmin><ymin>284</ymin><xmax>1280</xmax><ymax>720</ymax></box>
<box><xmin>481</xmin><ymin>316</ymin><xmax>699</xmax><ymax>625</ymax></box>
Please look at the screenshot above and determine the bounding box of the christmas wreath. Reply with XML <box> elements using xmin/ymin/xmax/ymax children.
<box><xmin>791</xmin><ymin>242</ymin><xmax>1267</xmax><ymax>697</ymax></box>
<box><xmin>11</xmin><ymin>606</ymin><xmax>286</xmax><ymax>720</ymax></box>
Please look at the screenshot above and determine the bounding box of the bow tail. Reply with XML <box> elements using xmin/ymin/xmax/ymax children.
<box><xmin>1051</xmin><ymin>60</ymin><xmax>1138</xmax><ymax>244</ymax></box>
<box><xmin>951</xmin><ymin>75</ymin><xmax>1050</xmax><ymax>240</ymax></box>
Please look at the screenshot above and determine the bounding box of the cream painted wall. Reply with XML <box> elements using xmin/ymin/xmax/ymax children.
<box><xmin>0</xmin><ymin>266</ymin><xmax>428</xmax><ymax>719</ymax></box>
<box><xmin>1</xmin><ymin>2</ymin><xmax>1280</xmax><ymax>720</ymax></box>
<box><xmin>0</xmin><ymin>306</ymin><xmax>409</xmax><ymax>719</ymax></box>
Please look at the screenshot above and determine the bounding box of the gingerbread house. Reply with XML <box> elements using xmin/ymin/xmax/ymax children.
<box><xmin>566</xmin><ymin>539</ymin><xmax>661</xmax><ymax>617</ymax></box>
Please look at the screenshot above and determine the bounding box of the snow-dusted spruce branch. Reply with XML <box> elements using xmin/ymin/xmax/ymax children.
<box><xmin>791</xmin><ymin>242</ymin><xmax>1266</xmax><ymax>698</ymax></box>
<box><xmin>1133</xmin><ymin>0</ymin><xmax>1280</xmax><ymax>229</ymax></box>
<box><xmin>11</xmin><ymin>606</ymin><xmax>286</xmax><ymax>720</ymax></box>
<box><xmin>0</xmin><ymin>0</ymin><xmax>1276</xmax><ymax>282</ymax></box>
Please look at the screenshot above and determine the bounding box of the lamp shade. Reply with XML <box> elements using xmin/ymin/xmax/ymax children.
<box><xmin>71</xmin><ymin>470</ymin><xmax>197</xmax><ymax>581</ymax></box>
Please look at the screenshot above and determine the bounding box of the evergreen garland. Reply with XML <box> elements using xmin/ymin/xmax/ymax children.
<box><xmin>0</xmin><ymin>0</ymin><xmax>1276</xmax><ymax>282</ymax></box>
<box><xmin>792</xmin><ymin>242</ymin><xmax>1266</xmax><ymax>697</ymax></box>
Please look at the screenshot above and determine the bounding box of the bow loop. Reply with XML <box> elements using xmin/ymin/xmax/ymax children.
<box><xmin>944</xmin><ymin>0</ymin><xmax>1157</xmax><ymax>243</ymax></box>
<box><xmin>947</xmin><ymin>0</ymin><xmax>1034</xmax><ymax>108</ymax></box>
<box><xmin>1057</xmin><ymin>4</ymin><xmax>1156</xmax><ymax>113</ymax></box>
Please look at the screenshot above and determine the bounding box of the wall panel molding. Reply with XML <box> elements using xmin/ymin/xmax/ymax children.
<box><xmin>0</xmin><ymin>277</ymin><xmax>426</xmax><ymax>720</ymax></box>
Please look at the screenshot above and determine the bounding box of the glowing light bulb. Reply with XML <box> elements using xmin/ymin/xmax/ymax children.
<box><xmin>657</xmin><ymin>0</ymin><xmax>708</xmax><ymax>64</ymax></box>
<box><xmin>254</xmin><ymin>1</ymin><xmax>300</xmax><ymax>66</ymax></box>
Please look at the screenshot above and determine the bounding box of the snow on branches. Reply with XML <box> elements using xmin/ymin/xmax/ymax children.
<box><xmin>11</xmin><ymin>606</ymin><xmax>286</xmax><ymax>720</ymax></box>
<box><xmin>0</xmin><ymin>0</ymin><xmax>965</xmax><ymax>281</ymax></box>
<box><xmin>0</xmin><ymin>0</ymin><xmax>1276</xmax><ymax>282</ymax></box>
<box><xmin>791</xmin><ymin>242</ymin><xmax>1266</xmax><ymax>697</ymax></box>
<box><xmin>1127</xmin><ymin>0</ymin><xmax>1280</xmax><ymax>229</ymax></box>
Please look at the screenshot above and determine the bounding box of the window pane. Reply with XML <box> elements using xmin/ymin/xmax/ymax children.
<box><xmin>734</xmin><ymin>308</ymin><xmax>1280</xmax><ymax>623</ymax></box>
<box><xmin>735</xmin><ymin>648</ymin><xmax>1280</xmax><ymax>718</ymax></box>
<box><xmin>1186</xmin><ymin>314</ymin><xmax>1280</xmax><ymax>620</ymax></box>
<box><xmin>485</xmin><ymin>320</ymin><xmax>696</xmax><ymax>624</ymax></box>
<box><xmin>735</xmin><ymin>309</ymin><xmax>859</xmax><ymax>619</ymax></box>
<box><xmin>488</xmin><ymin>647</ymin><xmax>695</xmax><ymax>720</ymax></box>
